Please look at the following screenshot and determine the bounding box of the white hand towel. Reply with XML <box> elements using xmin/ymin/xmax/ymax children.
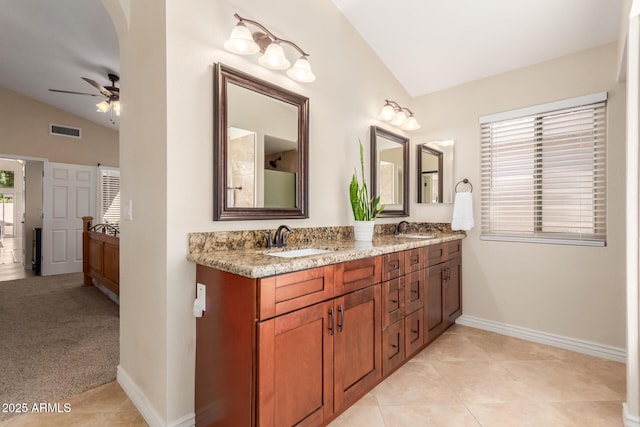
<box><xmin>451</xmin><ymin>192</ymin><xmax>474</xmax><ymax>231</ymax></box>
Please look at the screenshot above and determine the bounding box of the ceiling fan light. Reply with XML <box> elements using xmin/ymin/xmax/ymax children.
<box><xmin>224</xmin><ymin>22</ymin><xmax>260</xmax><ymax>55</ymax></box>
<box><xmin>402</xmin><ymin>115</ymin><xmax>420</xmax><ymax>131</ymax></box>
<box><xmin>113</xmin><ymin>100</ymin><xmax>121</xmax><ymax>116</ymax></box>
<box><xmin>96</xmin><ymin>100</ymin><xmax>110</xmax><ymax>113</ymax></box>
<box><xmin>286</xmin><ymin>57</ymin><xmax>316</xmax><ymax>83</ymax></box>
<box><xmin>258</xmin><ymin>41</ymin><xmax>290</xmax><ymax>70</ymax></box>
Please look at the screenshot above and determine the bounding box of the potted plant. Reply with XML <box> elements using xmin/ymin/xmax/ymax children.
<box><xmin>350</xmin><ymin>140</ymin><xmax>384</xmax><ymax>241</ymax></box>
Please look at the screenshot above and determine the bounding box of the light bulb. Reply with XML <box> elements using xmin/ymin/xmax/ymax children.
<box><xmin>96</xmin><ymin>100</ymin><xmax>110</xmax><ymax>113</ymax></box>
<box><xmin>286</xmin><ymin>57</ymin><xmax>316</xmax><ymax>82</ymax></box>
<box><xmin>402</xmin><ymin>115</ymin><xmax>420</xmax><ymax>130</ymax></box>
<box><xmin>390</xmin><ymin>110</ymin><xmax>407</xmax><ymax>127</ymax></box>
<box><xmin>224</xmin><ymin>22</ymin><xmax>260</xmax><ymax>55</ymax></box>
<box><xmin>258</xmin><ymin>41</ymin><xmax>290</xmax><ymax>70</ymax></box>
<box><xmin>379</xmin><ymin>104</ymin><xmax>395</xmax><ymax>121</ymax></box>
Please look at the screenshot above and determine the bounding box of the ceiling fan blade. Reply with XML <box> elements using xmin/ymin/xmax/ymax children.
<box><xmin>48</xmin><ymin>89</ymin><xmax>104</xmax><ymax>97</ymax></box>
<box><xmin>82</xmin><ymin>77</ymin><xmax>113</xmax><ymax>98</ymax></box>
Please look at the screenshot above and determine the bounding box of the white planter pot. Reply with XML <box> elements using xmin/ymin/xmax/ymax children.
<box><xmin>353</xmin><ymin>220</ymin><xmax>375</xmax><ymax>241</ymax></box>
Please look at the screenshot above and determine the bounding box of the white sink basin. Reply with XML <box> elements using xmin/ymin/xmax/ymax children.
<box><xmin>266</xmin><ymin>248</ymin><xmax>333</xmax><ymax>258</ymax></box>
<box><xmin>397</xmin><ymin>234</ymin><xmax>436</xmax><ymax>239</ymax></box>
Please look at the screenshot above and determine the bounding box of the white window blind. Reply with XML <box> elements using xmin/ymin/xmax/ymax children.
<box><xmin>98</xmin><ymin>167</ymin><xmax>120</xmax><ymax>226</ymax></box>
<box><xmin>479</xmin><ymin>93</ymin><xmax>607</xmax><ymax>246</ymax></box>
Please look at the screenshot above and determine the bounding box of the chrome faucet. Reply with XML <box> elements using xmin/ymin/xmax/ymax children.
<box><xmin>274</xmin><ymin>225</ymin><xmax>292</xmax><ymax>248</ymax></box>
<box><xmin>394</xmin><ymin>221</ymin><xmax>410</xmax><ymax>236</ymax></box>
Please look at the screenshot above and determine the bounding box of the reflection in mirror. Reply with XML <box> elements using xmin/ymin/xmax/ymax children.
<box><xmin>418</xmin><ymin>140</ymin><xmax>454</xmax><ymax>204</ymax></box>
<box><xmin>370</xmin><ymin>126</ymin><xmax>409</xmax><ymax>217</ymax></box>
<box><xmin>214</xmin><ymin>63</ymin><xmax>309</xmax><ymax>220</ymax></box>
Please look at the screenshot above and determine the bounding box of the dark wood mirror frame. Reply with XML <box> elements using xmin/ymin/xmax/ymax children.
<box><xmin>370</xmin><ymin>125</ymin><xmax>410</xmax><ymax>217</ymax></box>
<box><xmin>214</xmin><ymin>63</ymin><xmax>309</xmax><ymax>220</ymax></box>
<box><xmin>417</xmin><ymin>145</ymin><xmax>444</xmax><ymax>203</ymax></box>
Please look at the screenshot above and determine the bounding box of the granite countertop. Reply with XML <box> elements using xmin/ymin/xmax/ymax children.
<box><xmin>188</xmin><ymin>226</ymin><xmax>464</xmax><ymax>279</ymax></box>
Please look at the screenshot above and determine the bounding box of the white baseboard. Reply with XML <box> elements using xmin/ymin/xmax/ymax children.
<box><xmin>624</xmin><ymin>403</ymin><xmax>640</xmax><ymax>427</ymax></box>
<box><xmin>117</xmin><ymin>365</ymin><xmax>196</xmax><ymax>427</ymax></box>
<box><xmin>455</xmin><ymin>314</ymin><xmax>626</xmax><ymax>363</ymax></box>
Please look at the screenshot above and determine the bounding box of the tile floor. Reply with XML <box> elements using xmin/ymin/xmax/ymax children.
<box><xmin>0</xmin><ymin>237</ymin><xmax>32</xmax><ymax>281</ymax></box>
<box><xmin>0</xmin><ymin>325</ymin><xmax>625</xmax><ymax>426</ymax></box>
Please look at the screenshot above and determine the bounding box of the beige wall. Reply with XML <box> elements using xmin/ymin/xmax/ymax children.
<box><xmin>109</xmin><ymin>0</ymin><xmax>411</xmax><ymax>423</ymax></box>
<box><xmin>0</xmin><ymin>87</ymin><xmax>119</xmax><ymax>167</ymax></box>
<box><xmin>105</xmin><ymin>0</ymin><xmax>627</xmax><ymax>424</ymax></box>
<box><xmin>412</xmin><ymin>42</ymin><xmax>626</xmax><ymax>348</ymax></box>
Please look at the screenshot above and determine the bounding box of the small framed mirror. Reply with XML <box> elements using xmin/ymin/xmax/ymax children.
<box><xmin>418</xmin><ymin>140</ymin><xmax>454</xmax><ymax>204</ymax></box>
<box><xmin>370</xmin><ymin>126</ymin><xmax>409</xmax><ymax>217</ymax></box>
<box><xmin>214</xmin><ymin>63</ymin><xmax>309</xmax><ymax>220</ymax></box>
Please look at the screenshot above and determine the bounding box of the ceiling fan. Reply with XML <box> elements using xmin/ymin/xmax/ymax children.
<box><xmin>49</xmin><ymin>73</ymin><xmax>121</xmax><ymax>122</ymax></box>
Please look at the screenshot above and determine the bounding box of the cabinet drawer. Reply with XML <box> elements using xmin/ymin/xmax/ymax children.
<box><xmin>382</xmin><ymin>319</ymin><xmax>405</xmax><ymax>376</ymax></box>
<box><xmin>381</xmin><ymin>277</ymin><xmax>404</xmax><ymax>328</ymax></box>
<box><xmin>335</xmin><ymin>256</ymin><xmax>381</xmax><ymax>295</ymax></box>
<box><xmin>258</xmin><ymin>266</ymin><xmax>335</xmax><ymax>320</ymax></box>
<box><xmin>381</xmin><ymin>252</ymin><xmax>404</xmax><ymax>281</ymax></box>
<box><xmin>426</xmin><ymin>244</ymin><xmax>446</xmax><ymax>266</ymax></box>
<box><xmin>404</xmin><ymin>270</ymin><xmax>425</xmax><ymax>314</ymax></box>
<box><xmin>405</xmin><ymin>308</ymin><xmax>424</xmax><ymax>357</ymax></box>
<box><xmin>404</xmin><ymin>247</ymin><xmax>425</xmax><ymax>273</ymax></box>
<box><xmin>447</xmin><ymin>240</ymin><xmax>462</xmax><ymax>259</ymax></box>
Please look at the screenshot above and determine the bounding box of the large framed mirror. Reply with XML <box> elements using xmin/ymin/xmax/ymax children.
<box><xmin>417</xmin><ymin>140</ymin><xmax>454</xmax><ymax>204</ymax></box>
<box><xmin>214</xmin><ymin>63</ymin><xmax>309</xmax><ymax>220</ymax></box>
<box><xmin>370</xmin><ymin>126</ymin><xmax>409</xmax><ymax>217</ymax></box>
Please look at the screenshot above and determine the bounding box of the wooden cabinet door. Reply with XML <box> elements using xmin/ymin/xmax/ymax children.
<box><xmin>405</xmin><ymin>307</ymin><xmax>424</xmax><ymax>357</ymax></box>
<box><xmin>381</xmin><ymin>251</ymin><xmax>404</xmax><ymax>281</ymax></box>
<box><xmin>443</xmin><ymin>257</ymin><xmax>462</xmax><ymax>325</ymax></box>
<box><xmin>381</xmin><ymin>277</ymin><xmax>404</xmax><ymax>328</ymax></box>
<box><xmin>425</xmin><ymin>264</ymin><xmax>445</xmax><ymax>344</ymax></box>
<box><xmin>382</xmin><ymin>319</ymin><xmax>405</xmax><ymax>376</ymax></box>
<box><xmin>257</xmin><ymin>301</ymin><xmax>334</xmax><ymax>427</ymax></box>
<box><xmin>334</xmin><ymin>257</ymin><xmax>381</xmax><ymax>295</ymax></box>
<box><xmin>333</xmin><ymin>285</ymin><xmax>382</xmax><ymax>412</ymax></box>
<box><xmin>404</xmin><ymin>270</ymin><xmax>425</xmax><ymax>314</ymax></box>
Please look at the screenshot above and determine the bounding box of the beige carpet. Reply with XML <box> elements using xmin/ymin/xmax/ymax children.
<box><xmin>0</xmin><ymin>273</ymin><xmax>119</xmax><ymax>421</ymax></box>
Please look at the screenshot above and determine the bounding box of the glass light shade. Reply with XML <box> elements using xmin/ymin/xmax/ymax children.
<box><xmin>378</xmin><ymin>104</ymin><xmax>395</xmax><ymax>121</ymax></box>
<box><xmin>96</xmin><ymin>100</ymin><xmax>110</xmax><ymax>113</ymax></box>
<box><xmin>224</xmin><ymin>22</ymin><xmax>260</xmax><ymax>55</ymax></box>
<box><xmin>258</xmin><ymin>41</ymin><xmax>290</xmax><ymax>70</ymax></box>
<box><xmin>286</xmin><ymin>57</ymin><xmax>316</xmax><ymax>82</ymax></box>
<box><xmin>390</xmin><ymin>110</ymin><xmax>407</xmax><ymax>127</ymax></box>
<box><xmin>113</xmin><ymin>100</ymin><xmax>121</xmax><ymax>116</ymax></box>
<box><xmin>402</xmin><ymin>115</ymin><xmax>420</xmax><ymax>130</ymax></box>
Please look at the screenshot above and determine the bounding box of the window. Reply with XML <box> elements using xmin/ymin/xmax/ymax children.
<box><xmin>98</xmin><ymin>167</ymin><xmax>120</xmax><ymax>226</ymax></box>
<box><xmin>480</xmin><ymin>93</ymin><xmax>606</xmax><ymax>246</ymax></box>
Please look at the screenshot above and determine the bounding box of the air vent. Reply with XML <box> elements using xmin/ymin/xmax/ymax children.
<box><xmin>50</xmin><ymin>123</ymin><xmax>81</xmax><ymax>139</ymax></box>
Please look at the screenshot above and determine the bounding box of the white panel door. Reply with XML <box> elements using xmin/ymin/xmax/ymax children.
<box><xmin>42</xmin><ymin>162</ymin><xmax>96</xmax><ymax>276</ymax></box>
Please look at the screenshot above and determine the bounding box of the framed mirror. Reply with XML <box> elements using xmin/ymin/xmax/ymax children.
<box><xmin>214</xmin><ymin>63</ymin><xmax>309</xmax><ymax>220</ymax></box>
<box><xmin>417</xmin><ymin>140</ymin><xmax>454</xmax><ymax>204</ymax></box>
<box><xmin>370</xmin><ymin>126</ymin><xmax>409</xmax><ymax>217</ymax></box>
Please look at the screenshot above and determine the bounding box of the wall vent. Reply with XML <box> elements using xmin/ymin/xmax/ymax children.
<box><xmin>50</xmin><ymin>123</ymin><xmax>81</xmax><ymax>139</ymax></box>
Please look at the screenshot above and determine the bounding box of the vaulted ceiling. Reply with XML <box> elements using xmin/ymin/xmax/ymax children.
<box><xmin>0</xmin><ymin>0</ymin><xmax>623</xmax><ymax>130</ymax></box>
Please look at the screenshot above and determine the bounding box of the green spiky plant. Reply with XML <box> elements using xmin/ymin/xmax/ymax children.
<box><xmin>350</xmin><ymin>140</ymin><xmax>384</xmax><ymax>221</ymax></box>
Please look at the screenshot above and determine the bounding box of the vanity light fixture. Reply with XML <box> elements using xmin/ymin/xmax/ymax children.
<box><xmin>224</xmin><ymin>13</ymin><xmax>316</xmax><ymax>83</ymax></box>
<box><xmin>379</xmin><ymin>100</ymin><xmax>421</xmax><ymax>131</ymax></box>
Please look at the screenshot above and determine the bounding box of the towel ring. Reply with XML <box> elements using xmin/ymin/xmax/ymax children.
<box><xmin>455</xmin><ymin>179</ymin><xmax>473</xmax><ymax>193</ymax></box>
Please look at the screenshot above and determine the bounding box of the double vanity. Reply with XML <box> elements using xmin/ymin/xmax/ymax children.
<box><xmin>188</xmin><ymin>224</ymin><xmax>464</xmax><ymax>427</ymax></box>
